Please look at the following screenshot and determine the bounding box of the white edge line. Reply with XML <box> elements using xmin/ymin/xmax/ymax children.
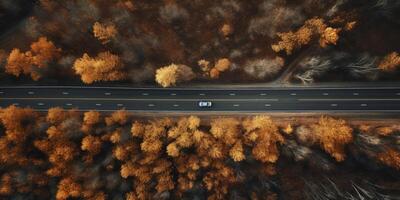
<box><xmin>28</xmin><ymin>109</ymin><xmax>400</xmax><ymax>113</ymax></box>
<box><xmin>0</xmin><ymin>98</ymin><xmax>280</xmax><ymax>102</ymax></box>
<box><xmin>1</xmin><ymin>86</ymin><xmax>400</xmax><ymax>91</ymax></box>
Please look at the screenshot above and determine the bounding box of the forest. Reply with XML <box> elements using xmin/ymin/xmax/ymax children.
<box><xmin>0</xmin><ymin>0</ymin><xmax>399</xmax><ymax>86</ymax></box>
<box><xmin>0</xmin><ymin>105</ymin><xmax>398</xmax><ymax>199</ymax></box>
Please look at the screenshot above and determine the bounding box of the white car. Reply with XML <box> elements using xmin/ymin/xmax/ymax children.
<box><xmin>198</xmin><ymin>101</ymin><xmax>212</xmax><ymax>108</ymax></box>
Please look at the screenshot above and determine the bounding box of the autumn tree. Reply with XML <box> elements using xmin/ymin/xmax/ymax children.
<box><xmin>378</xmin><ymin>52</ymin><xmax>400</xmax><ymax>71</ymax></box>
<box><xmin>73</xmin><ymin>51</ymin><xmax>126</xmax><ymax>84</ymax></box>
<box><xmin>5</xmin><ymin>37</ymin><xmax>61</xmax><ymax>80</ymax></box>
<box><xmin>30</xmin><ymin>37</ymin><xmax>62</xmax><ymax>67</ymax></box>
<box><xmin>310</xmin><ymin>116</ymin><xmax>353</xmax><ymax>161</ymax></box>
<box><xmin>81</xmin><ymin>110</ymin><xmax>101</xmax><ymax>133</ymax></box>
<box><xmin>93</xmin><ymin>22</ymin><xmax>118</xmax><ymax>44</ymax></box>
<box><xmin>56</xmin><ymin>178</ymin><xmax>82</xmax><ymax>200</ymax></box>
<box><xmin>155</xmin><ymin>63</ymin><xmax>195</xmax><ymax>87</ymax></box>
<box><xmin>377</xmin><ymin>148</ymin><xmax>400</xmax><ymax>170</ymax></box>
<box><xmin>198</xmin><ymin>58</ymin><xmax>231</xmax><ymax>79</ymax></box>
<box><xmin>6</xmin><ymin>49</ymin><xmax>35</xmax><ymax>79</ymax></box>
<box><xmin>210</xmin><ymin>58</ymin><xmax>231</xmax><ymax>79</ymax></box>
<box><xmin>47</xmin><ymin>107</ymin><xmax>67</xmax><ymax>124</ymax></box>
<box><xmin>242</xmin><ymin>116</ymin><xmax>284</xmax><ymax>164</ymax></box>
<box><xmin>272</xmin><ymin>18</ymin><xmax>342</xmax><ymax>55</ymax></box>
<box><xmin>105</xmin><ymin>109</ymin><xmax>129</xmax><ymax>126</ymax></box>
<box><xmin>81</xmin><ymin>135</ymin><xmax>102</xmax><ymax>155</ymax></box>
<box><xmin>220</xmin><ymin>24</ymin><xmax>233</xmax><ymax>37</ymax></box>
<box><xmin>0</xmin><ymin>105</ymin><xmax>38</xmax><ymax>142</ymax></box>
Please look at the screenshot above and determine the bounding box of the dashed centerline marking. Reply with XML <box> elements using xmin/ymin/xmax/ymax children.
<box><xmin>330</xmin><ymin>104</ymin><xmax>338</xmax><ymax>107</ymax></box>
<box><xmin>148</xmin><ymin>104</ymin><xmax>155</xmax><ymax>107</ymax></box>
<box><xmin>66</xmin><ymin>103</ymin><xmax>73</xmax><ymax>106</ymax></box>
<box><xmin>322</xmin><ymin>93</ymin><xmax>329</xmax><ymax>96</ymax></box>
<box><xmin>117</xmin><ymin>104</ymin><xmax>124</xmax><ymax>107</ymax></box>
<box><xmin>14</xmin><ymin>103</ymin><xmax>19</xmax><ymax>106</ymax></box>
<box><xmin>28</xmin><ymin>91</ymin><xmax>34</xmax><ymax>95</ymax></box>
<box><xmin>353</xmin><ymin>93</ymin><xmax>359</xmax><ymax>96</ymax></box>
<box><xmin>290</xmin><ymin>93</ymin><xmax>297</xmax><ymax>96</ymax></box>
<box><xmin>360</xmin><ymin>103</ymin><xmax>368</xmax><ymax>107</ymax></box>
<box><xmin>0</xmin><ymin>91</ymin><xmax>4</xmax><ymax>94</ymax></box>
<box><xmin>229</xmin><ymin>93</ymin><xmax>236</xmax><ymax>96</ymax></box>
<box><xmin>265</xmin><ymin>104</ymin><xmax>271</xmax><ymax>107</ymax></box>
<box><xmin>142</xmin><ymin>93</ymin><xmax>149</xmax><ymax>96</ymax></box>
<box><xmin>173</xmin><ymin>104</ymin><xmax>179</xmax><ymax>107</ymax></box>
<box><xmin>37</xmin><ymin>103</ymin><xmax>45</xmax><ymax>106</ymax></box>
<box><xmin>170</xmin><ymin>93</ymin><xmax>177</xmax><ymax>96</ymax></box>
<box><xmin>105</xmin><ymin>92</ymin><xmax>111</xmax><ymax>96</ymax></box>
<box><xmin>233</xmin><ymin>104</ymin><xmax>240</xmax><ymax>107</ymax></box>
<box><xmin>199</xmin><ymin>93</ymin><xmax>205</xmax><ymax>96</ymax></box>
<box><xmin>96</xmin><ymin>103</ymin><xmax>102</xmax><ymax>106</ymax></box>
<box><xmin>62</xmin><ymin>92</ymin><xmax>69</xmax><ymax>95</ymax></box>
<box><xmin>260</xmin><ymin>93</ymin><xmax>267</xmax><ymax>96</ymax></box>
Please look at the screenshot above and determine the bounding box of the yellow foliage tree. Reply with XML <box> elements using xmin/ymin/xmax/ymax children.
<box><xmin>242</xmin><ymin>116</ymin><xmax>284</xmax><ymax>163</ymax></box>
<box><xmin>272</xmin><ymin>18</ymin><xmax>342</xmax><ymax>55</ymax></box>
<box><xmin>377</xmin><ymin>148</ymin><xmax>400</xmax><ymax>170</ymax></box>
<box><xmin>93</xmin><ymin>22</ymin><xmax>118</xmax><ymax>44</ymax></box>
<box><xmin>155</xmin><ymin>63</ymin><xmax>195</xmax><ymax>87</ymax></box>
<box><xmin>311</xmin><ymin>116</ymin><xmax>353</xmax><ymax>161</ymax></box>
<box><xmin>379</xmin><ymin>52</ymin><xmax>400</xmax><ymax>72</ymax></box>
<box><xmin>82</xmin><ymin>110</ymin><xmax>101</xmax><ymax>133</ymax></box>
<box><xmin>73</xmin><ymin>51</ymin><xmax>126</xmax><ymax>84</ymax></box>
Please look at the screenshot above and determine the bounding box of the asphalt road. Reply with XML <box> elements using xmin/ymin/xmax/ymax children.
<box><xmin>0</xmin><ymin>86</ymin><xmax>400</xmax><ymax>112</ymax></box>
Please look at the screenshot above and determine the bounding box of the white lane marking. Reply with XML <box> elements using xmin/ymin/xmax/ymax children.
<box><xmin>173</xmin><ymin>104</ymin><xmax>179</xmax><ymax>107</ymax></box>
<box><xmin>66</xmin><ymin>103</ymin><xmax>73</xmax><ymax>106</ymax></box>
<box><xmin>117</xmin><ymin>104</ymin><xmax>124</xmax><ymax>107</ymax></box>
<box><xmin>96</xmin><ymin>103</ymin><xmax>102</xmax><ymax>106</ymax></box>
<box><xmin>396</xmin><ymin>93</ymin><xmax>400</xmax><ymax>96</ymax></box>
<box><xmin>28</xmin><ymin>91</ymin><xmax>34</xmax><ymax>95</ymax></box>
<box><xmin>353</xmin><ymin>93</ymin><xmax>359</xmax><ymax>96</ymax></box>
<box><xmin>105</xmin><ymin>92</ymin><xmax>111</xmax><ymax>96</ymax></box>
<box><xmin>290</xmin><ymin>93</ymin><xmax>297</xmax><ymax>96</ymax></box>
<box><xmin>199</xmin><ymin>93</ymin><xmax>205</xmax><ymax>96</ymax></box>
<box><xmin>260</xmin><ymin>93</ymin><xmax>267</xmax><ymax>96</ymax></box>
<box><xmin>37</xmin><ymin>103</ymin><xmax>45</xmax><ymax>106</ymax></box>
<box><xmin>62</xmin><ymin>92</ymin><xmax>69</xmax><ymax>95</ymax></box>
<box><xmin>170</xmin><ymin>93</ymin><xmax>177</xmax><ymax>96</ymax></box>
<box><xmin>142</xmin><ymin>93</ymin><xmax>149</xmax><ymax>96</ymax></box>
<box><xmin>0</xmin><ymin>91</ymin><xmax>4</xmax><ymax>94</ymax></box>
<box><xmin>13</xmin><ymin>103</ymin><xmax>19</xmax><ymax>106</ymax></box>
<box><xmin>0</xmin><ymin>97</ymin><xmax>279</xmax><ymax>102</ymax></box>
<box><xmin>265</xmin><ymin>104</ymin><xmax>271</xmax><ymax>107</ymax></box>
<box><xmin>322</xmin><ymin>93</ymin><xmax>329</xmax><ymax>96</ymax></box>
<box><xmin>330</xmin><ymin>104</ymin><xmax>338</xmax><ymax>107</ymax></box>
<box><xmin>233</xmin><ymin>104</ymin><xmax>240</xmax><ymax>107</ymax></box>
<box><xmin>229</xmin><ymin>93</ymin><xmax>236</xmax><ymax>96</ymax></box>
<box><xmin>148</xmin><ymin>104</ymin><xmax>155</xmax><ymax>107</ymax></box>
<box><xmin>360</xmin><ymin>103</ymin><xmax>368</xmax><ymax>107</ymax></box>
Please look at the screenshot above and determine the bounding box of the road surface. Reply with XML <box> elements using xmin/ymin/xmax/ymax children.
<box><xmin>0</xmin><ymin>86</ymin><xmax>400</xmax><ymax>112</ymax></box>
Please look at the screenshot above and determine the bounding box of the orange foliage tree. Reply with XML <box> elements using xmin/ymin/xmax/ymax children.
<box><xmin>378</xmin><ymin>52</ymin><xmax>400</xmax><ymax>72</ymax></box>
<box><xmin>155</xmin><ymin>63</ymin><xmax>195</xmax><ymax>87</ymax></box>
<box><xmin>310</xmin><ymin>116</ymin><xmax>353</xmax><ymax>161</ymax></box>
<box><xmin>198</xmin><ymin>58</ymin><xmax>231</xmax><ymax>79</ymax></box>
<box><xmin>271</xmin><ymin>18</ymin><xmax>342</xmax><ymax>55</ymax></box>
<box><xmin>6</xmin><ymin>37</ymin><xmax>61</xmax><ymax>80</ymax></box>
<box><xmin>1</xmin><ymin>105</ymin><xmax>396</xmax><ymax>199</ymax></box>
<box><xmin>242</xmin><ymin>116</ymin><xmax>284</xmax><ymax>164</ymax></box>
<box><xmin>73</xmin><ymin>51</ymin><xmax>126</xmax><ymax>84</ymax></box>
<box><xmin>93</xmin><ymin>22</ymin><xmax>118</xmax><ymax>44</ymax></box>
